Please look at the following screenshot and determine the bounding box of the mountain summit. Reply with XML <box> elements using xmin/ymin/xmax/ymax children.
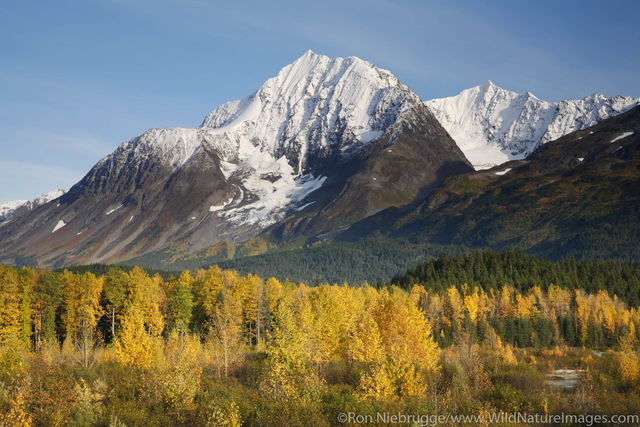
<box><xmin>200</xmin><ymin>49</ymin><xmax>419</xmax><ymax>175</ymax></box>
<box><xmin>425</xmin><ymin>82</ymin><xmax>640</xmax><ymax>169</ymax></box>
<box><xmin>0</xmin><ymin>51</ymin><xmax>471</xmax><ymax>266</ymax></box>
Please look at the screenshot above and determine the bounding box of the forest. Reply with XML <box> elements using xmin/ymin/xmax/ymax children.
<box><xmin>0</xmin><ymin>257</ymin><xmax>639</xmax><ymax>425</ymax></box>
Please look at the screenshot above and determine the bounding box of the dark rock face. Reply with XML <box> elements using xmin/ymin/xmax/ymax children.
<box><xmin>265</xmin><ymin>102</ymin><xmax>473</xmax><ymax>242</ymax></box>
<box><xmin>0</xmin><ymin>132</ymin><xmax>240</xmax><ymax>266</ymax></box>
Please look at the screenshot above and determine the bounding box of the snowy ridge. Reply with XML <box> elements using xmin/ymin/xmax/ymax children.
<box><xmin>0</xmin><ymin>200</ymin><xmax>27</xmax><ymax>220</ymax></box>
<box><xmin>0</xmin><ymin>189</ymin><xmax>66</xmax><ymax>224</ymax></box>
<box><xmin>100</xmin><ymin>127</ymin><xmax>206</xmax><ymax>174</ymax></box>
<box><xmin>425</xmin><ymin>81</ymin><xmax>640</xmax><ymax>169</ymax></box>
<box><xmin>24</xmin><ymin>188</ymin><xmax>66</xmax><ymax>210</ymax></box>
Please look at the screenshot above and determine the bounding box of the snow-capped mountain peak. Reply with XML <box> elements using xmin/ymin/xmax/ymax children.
<box><xmin>201</xmin><ymin>50</ymin><xmax>419</xmax><ymax>175</ymax></box>
<box><xmin>46</xmin><ymin>51</ymin><xmax>430</xmax><ymax>241</ymax></box>
<box><xmin>0</xmin><ymin>51</ymin><xmax>473</xmax><ymax>267</ymax></box>
<box><xmin>426</xmin><ymin>82</ymin><xmax>640</xmax><ymax>169</ymax></box>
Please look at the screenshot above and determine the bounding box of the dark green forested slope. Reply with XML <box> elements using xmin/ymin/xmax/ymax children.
<box><xmin>390</xmin><ymin>250</ymin><xmax>640</xmax><ymax>306</ymax></box>
<box><xmin>124</xmin><ymin>237</ymin><xmax>460</xmax><ymax>284</ymax></box>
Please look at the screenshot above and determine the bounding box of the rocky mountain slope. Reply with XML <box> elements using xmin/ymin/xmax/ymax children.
<box><xmin>343</xmin><ymin>105</ymin><xmax>640</xmax><ymax>261</ymax></box>
<box><xmin>0</xmin><ymin>51</ymin><xmax>471</xmax><ymax>267</ymax></box>
<box><xmin>425</xmin><ymin>81</ymin><xmax>640</xmax><ymax>169</ymax></box>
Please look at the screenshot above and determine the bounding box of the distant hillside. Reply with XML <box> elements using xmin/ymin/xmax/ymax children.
<box><xmin>343</xmin><ymin>105</ymin><xmax>640</xmax><ymax>262</ymax></box>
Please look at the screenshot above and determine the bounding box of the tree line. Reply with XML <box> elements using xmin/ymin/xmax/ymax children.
<box><xmin>391</xmin><ymin>250</ymin><xmax>640</xmax><ymax>306</ymax></box>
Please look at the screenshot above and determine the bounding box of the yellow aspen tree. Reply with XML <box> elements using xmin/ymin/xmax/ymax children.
<box><xmin>351</xmin><ymin>307</ymin><xmax>384</xmax><ymax>363</ymax></box>
<box><xmin>0</xmin><ymin>267</ymin><xmax>22</xmax><ymax>346</ymax></box>
<box><xmin>596</xmin><ymin>290</ymin><xmax>617</xmax><ymax>336</ymax></box>
<box><xmin>516</xmin><ymin>293</ymin><xmax>535</xmax><ymax>318</ymax></box>
<box><xmin>239</xmin><ymin>274</ymin><xmax>262</xmax><ymax>345</ymax></box>
<box><xmin>297</xmin><ymin>290</ymin><xmax>317</xmax><ymax>365</ymax></box>
<box><xmin>16</xmin><ymin>267</ymin><xmax>34</xmax><ymax>349</ymax></box>
<box><xmin>464</xmin><ymin>288</ymin><xmax>480</xmax><ymax>323</ymax></box>
<box><xmin>548</xmin><ymin>284</ymin><xmax>570</xmax><ymax>317</ymax></box>
<box><xmin>265</xmin><ymin>277</ymin><xmax>283</xmax><ymax>314</ymax></box>
<box><xmin>114</xmin><ymin>303</ymin><xmax>155</xmax><ymax>368</ymax></box>
<box><xmin>194</xmin><ymin>266</ymin><xmax>224</xmax><ymax>333</ymax></box>
<box><xmin>260</xmin><ymin>292</ymin><xmax>309</xmax><ymax>400</ymax></box>
<box><xmin>308</xmin><ymin>285</ymin><xmax>343</xmax><ymax>364</ymax></box>
<box><xmin>574</xmin><ymin>290</ymin><xmax>590</xmax><ymax>344</ymax></box>
<box><xmin>446</xmin><ymin>286</ymin><xmax>464</xmax><ymax>322</ymax></box>
<box><xmin>249</xmin><ymin>274</ymin><xmax>265</xmax><ymax>347</ymax></box>
<box><xmin>126</xmin><ymin>268</ymin><xmax>165</xmax><ymax>336</ymax></box>
<box><xmin>499</xmin><ymin>286</ymin><xmax>514</xmax><ymax>318</ymax></box>
<box><xmin>62</xmin><ymin>271</ymin><xmax>104</xmax><ymax>366</ymax></box>
<box><xmin>410</xmin><ymin>284</ymin><xmax>428</xmax><ymax>311</ymax></box>
<box><xmin>167</xmin><ymin>271</ymin><xmax>194</xmax><ymax>335</ymax></box>
<box><xmin>618</xmin><ymin>331</ymin><xmax>640</xmax><ymax>386</ymax></box>
<box><xmin>103</xmin><ymin>267</ymin><xmax>128</xmax><ymax>340</ymax></box>
<box><xmin>114</xmin><ymin>268</ymin><xmax>164</xmax><ymax>368</ymax></box>
<box><xmin>264</xmin><ymin>277</ymin><xmax>283</xmax><ymax>340</ymax></box>
<box><xmin>531</xmin><ymin>286</ymin><xmax>548</xmax><ymax>317</ymax></box>
<box><xmin>426</xmin><ymin>293</ymin><xmax>446</xmax><ymax>329</ymax></box>
<box><xmin>338</xmin><ymin>284</ymin><xmax>366</xmax><ymax>361</ymax></box>
<box><xmin>371</xmin><ymin>292</ymin><xmax>439</xmax><ymax>398</ymax></box>
<box><xmin>162</xmin><ymin>331</ymin><xmax>202</xmax><ymax>409</ymax></box>
<box><xmin>210</xmin><ymin>282</ymin><xmax>245</xmax><ymax>377</ymax></box>
<box><xmin>358</xmin><ymin>362</ymin><xmax>394</xmax><ymax>400</ymax></box>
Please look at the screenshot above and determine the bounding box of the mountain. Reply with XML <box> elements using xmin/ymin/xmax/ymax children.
<box><xmin>425</xmin><ymin>81</ymin><xmax>640</xmax><ymax>169</ymax></box>
<box><xmin>0</xmin><ymin>51</ymin><xmax>471</xmax><ymax>267</ymax></box>
<box><xmin>343</xmin><ymin>105</ymin><xmax>640</xmax><ymax>261</ymax></box>
<box><xmin>132</xmin><ymin>107</ymin><xmax>640</xmax><ymax>283</ymax></box>
<box><xmin>0</xmin><ymin>189</ymin><xmax>66</xmax><ymax>225</ymax></box>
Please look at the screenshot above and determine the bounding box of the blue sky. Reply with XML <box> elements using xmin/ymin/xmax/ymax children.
<box><xmin>1</xmin><ymin>0</ymin><xmax>639</xmax><ymax>201</ymax></box>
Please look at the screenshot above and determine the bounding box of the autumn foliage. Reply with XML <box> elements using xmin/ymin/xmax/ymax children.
<box><xmin>0</xmin><ymin>263</ymin><xmax>639</xmax><ymax>425</ymax></box>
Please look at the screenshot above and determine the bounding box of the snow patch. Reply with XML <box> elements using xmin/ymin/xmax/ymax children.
<box><xmin>52</xmin><ymin>220</ymin><xmax>66</xmax><ymax>233</ymax></box>
<box><xmin>295</xmin><ymin>201</ymin><xmax>315</xmax><ymax>211</ymax></box>
<box><xmin>610</xmin><ymin>131</ymin><xmax>634</xmax><ymax>143</ymax></box>
<box><xmin>106</xmin><ymin>204</ymin><xmax>123</xmax><ymax>216</ymax></box>
<box><xmin>494</xmin><ymin>168</ymin><xmax>512</xmax><ymax>176</ymax></box>
<box><xmin>209</xmin><ymin>195</ymin><xmax>234</xmax><ymax>212</ymax></box>
<box><xmin>358</xmin><ymin>130</ymin><xmax>383</xmax><ymax>142</ymax></box>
